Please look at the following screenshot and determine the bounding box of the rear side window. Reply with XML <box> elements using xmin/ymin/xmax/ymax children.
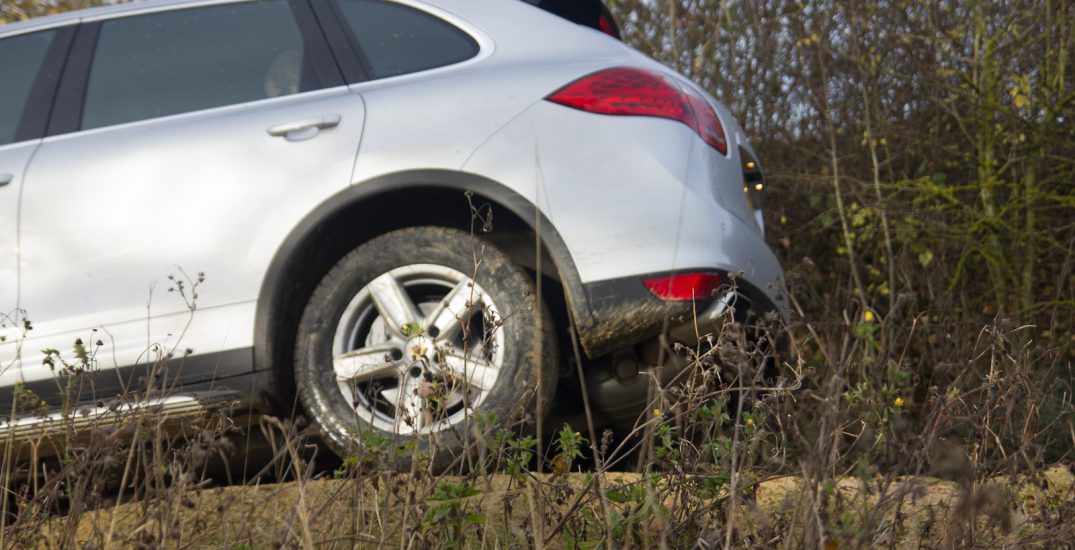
<box><xmin>0</xmin><ymin>30</ymin><xmax>55</xmax><ymax>146</ymax></box>
<box><xmin>82</xmin><ymin>0</ymin><xmax>315</xmax><ymax>130</ymax></box>
<box><xmin>334</xmin><ymin>0</ymin><xmax>478</xmax><ymax>79</ymax></box>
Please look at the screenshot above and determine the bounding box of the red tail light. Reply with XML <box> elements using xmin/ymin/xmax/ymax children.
<box><xmin>546</xmin><ymin>67</ymin><xmax>728</xmax><ymax>154</ymax></box>
<box><xmin>643</xmin><ymin>272</ymin><xmax>723</xmax><ymax>301</ymax></box>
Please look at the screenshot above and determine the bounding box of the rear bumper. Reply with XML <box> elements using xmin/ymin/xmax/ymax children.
<box><xmin>579</xmin><ymin>269</ymin><xmax>785</xmax><ymax>357</ymax></box>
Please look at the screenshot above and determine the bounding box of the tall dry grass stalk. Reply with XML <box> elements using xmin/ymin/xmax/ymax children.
<box><xmin>1</xmin><ymin>297</ymin><xmax>1070</xmax><ymax>547</ymax></box>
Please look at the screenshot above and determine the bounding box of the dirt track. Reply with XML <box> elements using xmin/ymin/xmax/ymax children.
<box><xmin>34</xmin><ymin>465</ymin><xmax>1074</xmax><ymax>548</ymax></box>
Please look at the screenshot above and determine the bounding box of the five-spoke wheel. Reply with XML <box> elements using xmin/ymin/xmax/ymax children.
<box><xmin>331</xmin><ymin>265</ymin><xmax>503</xmax><ymax>434</ymax></box>
<box><xmin>294</xmin><ymin>227</ymin><xmax>556</xmax><ymax>468</ymax></box>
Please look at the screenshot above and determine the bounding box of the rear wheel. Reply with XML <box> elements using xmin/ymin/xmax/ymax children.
<box><xmin>294</xmin><ymin>227</ymin><xmax>556</xmax><ymax>470</ymax></box>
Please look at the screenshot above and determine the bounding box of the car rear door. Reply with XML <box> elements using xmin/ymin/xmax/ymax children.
<box><xmin>14</xmin><ymin>0</ymin><xmax>366</xmax><ymax>397</ymax></box>
<box><xmin>0</xmin><ymin>25</ymin><xmax>72</xmax><ymax>373</ymax></box>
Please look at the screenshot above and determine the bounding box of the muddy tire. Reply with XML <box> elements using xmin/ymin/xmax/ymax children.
<box><xmin>294</xmin><ymin>227</ymin><xmax>557</xmax><ymax>471</ymax></box>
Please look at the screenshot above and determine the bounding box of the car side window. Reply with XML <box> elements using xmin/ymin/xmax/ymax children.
<box><xmin>0</xmin><ymin>30</ymin><xmax>56</xmax><ymax>146</ymax></box>
<box><xmin>82</xmin><ymin>0</ymin><xmax>315</xmax><ymax>130</ymax></box>
<box><xmin>334</xmin><ymin>0</ymin><xmax>479</xmax><ymax>80</ymax></box>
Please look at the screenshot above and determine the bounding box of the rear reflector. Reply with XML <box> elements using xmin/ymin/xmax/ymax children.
<box><xmin>643</xmin><ymin>273</ymin><xmax>723</xmax><ymax>301</ymax></box>
<box><xmin>546</xmin><ymin>67</ymin><xmax>728</xmax><ymax>154</ymax></box>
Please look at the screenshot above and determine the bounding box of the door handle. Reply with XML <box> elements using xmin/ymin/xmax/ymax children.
<box><xmin>267</xmin><ymin>114</ymin><xmax>342</xmax><ymax>142</ymax></box>
<box><xmin>0</xmin><ymin>173</ymin><xmax>12</xmax><ymax>188</ymax></box>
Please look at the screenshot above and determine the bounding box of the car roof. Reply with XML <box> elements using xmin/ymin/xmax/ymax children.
<box><xmin>0</xmin><ymin>0</ymin><xmax>616</xmax><ymax>46</ymax></box>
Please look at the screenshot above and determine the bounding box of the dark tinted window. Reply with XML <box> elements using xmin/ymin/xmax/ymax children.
<box><xmin>0</xmin><ymin>30</ymin><xmax>55</xmax><ymax>146</ymax></box>
<box><xmin>335</xmin><ymin>0</ymin><xmax>478</xmax><ymax>79</ymax></box>
<box><xmin>83</xmin><ymin>0</ymin><xmax>313</xmax><ymax>130</ymax></box>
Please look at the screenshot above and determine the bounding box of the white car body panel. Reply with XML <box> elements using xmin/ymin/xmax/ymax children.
<box><xmin>345</xmin><ymin>0</ymin><xmax>643</xmax><ymax>180</ymax></box>
<box><xmin>464</xmin><ymin>99</ymin><xmax>785</xmax><ymax>305</ymax></box>
<box><xmin>11</xmin><ymin>87</ymin><xmax>365</xmax><ymax>386</ymax></box>
<box><xmin>0</xmin><ymin>142</ymin><xmax>39</xmax><ymax>370</ymax></box>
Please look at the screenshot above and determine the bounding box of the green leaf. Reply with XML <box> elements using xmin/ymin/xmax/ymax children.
<box><xmin>402</xmin><ymin>322</ymin><xmax>423</xmax><ymax>338</ymax></box>
<box><xmin>917</xmin><ymin>249</ymin><xmax>934</xmax><ymax>267</ymax></box>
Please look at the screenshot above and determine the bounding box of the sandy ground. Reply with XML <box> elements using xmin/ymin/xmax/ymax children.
<box><xmin>28</xmin><ymin>465</ymin><xmax>1074</xmax><ymax>548</ymax></box>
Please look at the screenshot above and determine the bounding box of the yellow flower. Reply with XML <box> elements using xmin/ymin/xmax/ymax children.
<box><xmin>864</xmin><ymin>310</ymin><xmax>876</xmax><ymax>323</ymax></box>
<box><xmin>746</xmin><ymin>418</ymin><xmax>754</xmax><ymax>426</ymax></box>
<box><xmin>653</xmin><ymin>408</ymin><xmax>661</xmax><ymax>417</ymax></box>
<box><xmin>894</xmin><ymin>397</ymin><xmax>904</xmax><ymax>408</ymax></box>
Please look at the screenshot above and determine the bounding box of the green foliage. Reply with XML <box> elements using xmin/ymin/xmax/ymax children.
<box><xmin>401</xmin><ymin>321</ymin><xmax>423</xmax><ymax>338</ymax></box>
<box><xmin>613</xmin><ymin>0</ymin><xmax>1073</xmax><ymax>471</ymax></box>
<box><xmin>424</xmin><ymin>481</ymin><xmax>484</xmax><ymax>549</ymax></box>
<box><xmin>554</xmin><ymin>424</ymin><xmax>587</xmax><ymax>473</ymax></box>
<box><xmin>11</xmin><ymin>382</ymin><xmax>47</xmax><ymax>418</ymax></box>
<box><xmin>496</xmin><ymin>428</ymin><xmax>537</xmax><ymax>478</ymax></box>
<box><xmin>653</xmin><ymin>422</ymin><xmax>678</xmax><ymax>461</ymax></box>
<box><xmin>611</xmin><ymin>0</ymin><xmax>1074</xmax><ymax>337</ymax></box>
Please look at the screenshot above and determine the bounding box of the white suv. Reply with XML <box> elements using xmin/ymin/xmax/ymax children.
<box><xmin>0</xmin><ymin>0</ymin><xmax>787</xmax><ymax>462</ymax></box>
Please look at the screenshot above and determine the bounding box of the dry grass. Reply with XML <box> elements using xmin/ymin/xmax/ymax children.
<box><xmin>27</xmin><ymin>466</ymin><xmax>1073</xmax><ymax>548</ymax></box>
<box><xmin>3</xmin><ymin>304</ymin><xmax>1072</xmax><ymax>548</ymax></box>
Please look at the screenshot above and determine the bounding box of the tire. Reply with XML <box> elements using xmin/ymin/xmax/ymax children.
<box><xmin>294</xmin><ymin>227</ymin><xmax>557</xmax><ymax>470</ymax></box>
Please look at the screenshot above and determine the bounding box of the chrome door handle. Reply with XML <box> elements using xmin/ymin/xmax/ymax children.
<box><xmin>0</xmin><ymin>173</ymin><xmax>12</xmax><ymax>187</ymax></box>
<box><xmin>267</xmin><ymin>114</ymin><xmax>342</xmax><ymax>142</ymax></box>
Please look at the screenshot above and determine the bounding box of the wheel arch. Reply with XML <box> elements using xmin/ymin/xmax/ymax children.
<box><xmin>253</xmin><ymin>169</ymin><xmax>593</xmax><ymax>412</ymax></box>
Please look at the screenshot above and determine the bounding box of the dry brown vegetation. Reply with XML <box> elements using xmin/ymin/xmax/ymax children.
<box><xmin>3</xmin><ymin>0</ymin><xmax>1074</xmax><ymax>548</ymax></box>
<box><xmin>24</xmin><ymin>466</ymin><xmax>1075</xmax><ymax>548</ymax></box>
<box><xmin>3</xmin><ymin>312</ymin><xmax>1071</xmax><ymax>548</ymax></box>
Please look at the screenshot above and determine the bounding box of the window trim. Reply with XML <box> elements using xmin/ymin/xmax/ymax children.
<box><xmin>309</xmin><ymin>0</ymin><xmax>370</xmax><ymax>83</ymax></box>
<box><xmin>46</xmin><ymin>0</ymin><xmax>344</xmax><ymax>136</ymax></box>
<box><xmin>289</xmin><ymin>0</ymin><xmax>346</xmax><ymax>89</ymax></box>
<box><xmin>47</xmin><ymin>22</ymin><xmax>99</xmax><ymax>137</ymax></box>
